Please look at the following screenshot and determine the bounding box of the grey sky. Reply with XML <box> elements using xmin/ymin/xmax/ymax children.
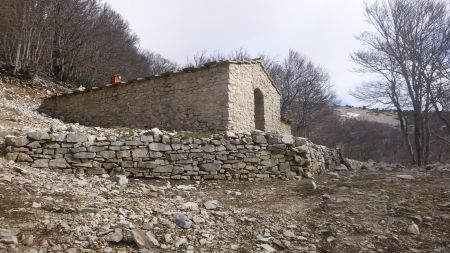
<box><xmin>103</xmin><ymin>0</ymin><xmax>374</xmax><ymax>105</ymax></box>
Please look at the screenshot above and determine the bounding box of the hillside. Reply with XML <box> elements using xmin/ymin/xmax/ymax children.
<box><xmin>0</xmin><ymin>75</ymin><xmax>449</xmax><ymax>252</ymax></box>
<box><xmin>335</xmin><ymin>107</ymin><xmax>399</xmax><ymax>127</ymax></box>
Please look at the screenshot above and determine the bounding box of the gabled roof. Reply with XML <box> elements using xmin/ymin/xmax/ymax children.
<box><xmin>46</xmin><ymin>59</ymin><xmax>280</xmax><ymax>99</ymax></box>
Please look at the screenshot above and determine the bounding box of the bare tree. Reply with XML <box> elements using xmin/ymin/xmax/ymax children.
<box><xmin>0</xmin><ymin>0</ymin><xmax>176</xmax><ymax>87</ymax></box>
<box><xmin>352</xmin><ymin>0</ymin><xmax>450</xmax><ymax>165</ymax></box>
<box><xmin>141</xmin><ymin>51</ymin><xmax>178</xmax><ymax>75</ymax></box>
<box><xmin>268</xmin><ymin>50</ymin><xmax>335</xmax><ymax>137</ymax></box>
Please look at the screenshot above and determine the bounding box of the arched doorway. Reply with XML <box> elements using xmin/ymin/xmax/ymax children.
<box><xmin>254</xmin><ymin>88</ymin><xmax>265</xmax><ymax>131</ymax></box>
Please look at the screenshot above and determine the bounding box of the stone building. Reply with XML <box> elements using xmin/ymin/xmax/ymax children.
<box><xmin>41</xmin><ymin>60</ymin><xmax>291</xmax><ymax>133</ymax></box>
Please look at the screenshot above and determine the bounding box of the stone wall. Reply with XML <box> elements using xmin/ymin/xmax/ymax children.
<box><xmin>41</xmin><ymin>64</ymin><xmax>230</xmax><ymax>132</ymax></box>
<box><xmin>228</xmin><ymin>63</ymin><xmax>291</xmax><ymax>134</ymax></box>
<box><xmin>4</xmin><ymin>129</ymin><xmax>341</xmax><ymax>180</ymax></box>
<box><xmin>40</xmin><ymin>61</ymin><xmax>291</xmax><ymax>134</ymax></box>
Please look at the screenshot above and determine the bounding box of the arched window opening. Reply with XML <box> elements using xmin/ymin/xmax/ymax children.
<box><xmin>254</xmin><ymin>88</ymin><xmax>265</xmax><ymax>131</ymax></box>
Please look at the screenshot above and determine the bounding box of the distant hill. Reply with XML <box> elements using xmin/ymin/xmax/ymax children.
<box><xmin>335</xmin><ymin>107</ymin><xmax>399</xmax><ymax>127</ymax></box>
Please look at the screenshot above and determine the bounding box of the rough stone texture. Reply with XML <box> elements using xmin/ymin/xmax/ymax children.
<box><xmin>40</xmin><ymin>61</ymin><xmax>291</xmax><ymax>134</ymax></box>
<box><xmin>5</xmin><ymin>130</ymin><xmax>341</xmax><ymax>180</ymax></box>
<box><xmin>228</xmin><ymin>63</ymin><xmax>286</xmax><ymax>133</ymax></box>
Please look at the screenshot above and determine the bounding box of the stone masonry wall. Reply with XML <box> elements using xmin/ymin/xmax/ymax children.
<box><xmin>41</xmin><ymin>61</ymin><xmax>291</xmax><ymax>134</ymax></box>
<box><xmin>41</xmin><ymin>64</ymin><xmax>230</xmax><ymax>132</ymax></box>
<box><xmin>228</xmin><ymin>64</ymin><xmax>291</xmax><ymax>134</ymax></box>
<box><xmin>5</xmin><ymin>129</ymin><xmax>341</xmax><ymax>180</ymax></box>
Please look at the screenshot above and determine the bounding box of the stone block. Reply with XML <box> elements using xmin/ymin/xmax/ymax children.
<box><xmin>51</xmin><ymin>133</ymin><xmax>66</xmax><ymax>142</ymax></box>
<box><xmin>17</xmin><ymin>153</ymin><xmax>33</xmax><ymax>162</ymax></box>
<box><xmin>5</xmin><ymin>152</ymin><xmax>19</xmax><ymax>162</ymax></box>
<box><xmin>5</xmin><ymin>136</ymin><xmax>29</xmax><ymax>147</ymax></box>
<box><xmin>66</xmin><ymin>133</ymin><xmax>88</xmax><ymax>143</ymax></box>
<box><xmin>149</xmin><ymin>143</ymin><xmax>172</xmax><ymax>152</ymax></box>
<box><xmin>98</xmin><ymin>151</ymin><xmax>116</xmax><ymax>159</ymax></box>
<box><xmin>49</xmin><ymin>158</ymin><xmax>70</xmax><ymax>169</ymax></box>
<box><xmin>131</xmin><ymin>148</ymin><xmax>148</xmax><ymax>158</ymax></box>
<box><xmin>32</xmin><ymin>159</ymin><xmax>49</xmax><ymax>168</ymax></box>
<box><xmin>73</xmin><ymin>152</ymin><xmax>96</xmax><ymax>159</ymax></box>
<box><xmin>88</xmin><ymin>146</ymin><xmax>107</xmax><ymax>152</ymax></box>
<box><xmin>200</xmin><ymin>163</ymin><xmax>221</xmax><ymax>172</ymax></box>
<box><xmin>27</xmin><ymin>141</ymin><xmax>41</xmax><ymax>149</ymax></box>
<box><xmin>117</xmin><ymin>150</ymin><xmax>131</xmax><ymax>158</ymax></box>
<box><xmin>153</xmin><ymin>165</ymin><xmax>173</xmax><ymax>173</ymax></box>
<box><xmin>281</xmin><ymin>134</ymin><xmax>294</xmax><ymax>145</ymax></box>
<box><xmin>27</xmin><ymin>131</ymin><xmax>50</xmax><ymax>141</ymax></box>
<box><xmin>201</xmin><ymin>144</ymin><xmax>215</xmax><ymax>153</ymax></box>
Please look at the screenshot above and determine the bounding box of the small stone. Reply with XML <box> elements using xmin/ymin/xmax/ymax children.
<box><xmin>0</xmin><ymin>235</ymin><xmax>18</xmax><ymax>244</ymax></box>
<box><xmin>408</xmin><ymin>214</ymin><xmax>423</xmax><ymax>223</ymax></box>
<box><xmin>111</xmin><ymin>175</ymin><xmax>128</xmax><ymax>186</ymax></box>
<box><xmin>174</xmin><ymin>213</ymin><xmax>192</xmax><ymax>229</ymax></box>
<box><xmin>204</xmin><ymin>200</ymin><xmax>218</xmax><ymax>210</ymax></box>
<box><xmin>104</xmin><ymin>228</ymin><xmax>123</xmax><ymax>242</ymax></box>
<box><xmin>396</xmin><ymin>175</ymin><xmax>415</xmax><ymax>180</ymax></box>
<box><xmin>326</xmin><ymin>236</ymin><xmax>336</xmax><ymax>243</ymax></box>
<box><xmin>180</xmin><ymin>202</ymin><xmax>199</xmax><ymax>211</ymax></box>
<box><xmin>31</xmin><ymin>202</ymin><xmax>41</xmax><ymax>208</ymax></box>
<box><xmin>174</xmin><ymin>237</ymin><xmax>187</xmax><ymax>247</ymax></box>
<box><xmin>260</xmin><ymin>244</ymin><xmax>276</xmax><ymax>252</ymax></box>
<box><xmin>192</xmin><ymin>216</ymin><xmax>205</xmax><ymax>224</ymax></box>
<box><xmin>164</xmin><ymin>234</ymin><xmax>172</xmax><ymax>243</ymax></box>
<box><xmin>283</xmin><ymin>229</ymin><xmax>296</xmax><ymax>239</ymax></box>
<box><xmin>21</xmin><ymin>234</ymin><xmax>34</xmax><ymax>246</ymax></box>
<box><xmin>16</xmin><ymin>153</ymin><xmax>33</xmax><ymax>162</ymax></box>
<box><xmin>304</xmin><ymin>172</ymin><xmax>313</xmax><ymax>178</ymax></box>
<box><xmin>131</xmin><ymin>228</ymin><xmax>159</xmax><ymax>248</ymax></box>
<box><xmin>407</xmin><ymin>223</ymin><xmax>420</xmax><ymax>235</ymax></box>
<box><xmin>66</xmin><ymin>248</ymin><xmax>77</xmax><ymax>253</ymax></box>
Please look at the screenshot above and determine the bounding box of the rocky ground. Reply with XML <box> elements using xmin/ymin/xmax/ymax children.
<box><xmin>1</xmin><ymin>75</ymin><xmax>450</xmax><ymax>253</ymax></box>
<box><xmin>1</xmin><ymin>159</ymin><xmax>450</xmax><ymax>253</ymax></box>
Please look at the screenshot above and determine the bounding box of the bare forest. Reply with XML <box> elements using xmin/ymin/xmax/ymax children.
<box><xmin>1</xmin><ymin>0</ymin><xmax>450</xmax><ymax>166</ymax></box>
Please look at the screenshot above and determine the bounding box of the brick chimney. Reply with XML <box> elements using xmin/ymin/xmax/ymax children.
<box><xmin>111</xmin><ymin>75</ymin><xmax>122</xmax><ymax>84</ymax></box>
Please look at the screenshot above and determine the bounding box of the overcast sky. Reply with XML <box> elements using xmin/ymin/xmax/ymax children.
<box><xmin>103</xmin><ymin>0</ymin><xmax>375</xmax><ymax>105</ymax></box>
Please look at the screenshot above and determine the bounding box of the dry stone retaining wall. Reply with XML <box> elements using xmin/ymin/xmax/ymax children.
<box><xmin>4</xmin><ymin>129</ymin><xmax>341</xmax><ymax>180</ymax></box>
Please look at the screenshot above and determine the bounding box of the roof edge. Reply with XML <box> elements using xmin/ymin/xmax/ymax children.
<box><xmin>45</xmin><ymin>59</ymin><xmax>272</xmax><ymax>99</ymax></box>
